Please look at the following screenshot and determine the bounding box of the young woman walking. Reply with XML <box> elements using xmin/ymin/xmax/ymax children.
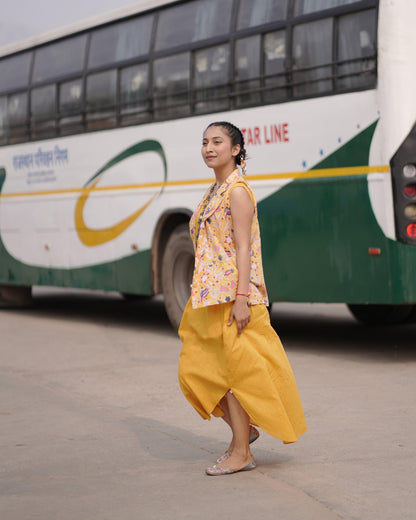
<box><xmin>178</xmin><ymin>121</ymin><xmax>307</xmax><ymax>476</ymax></box>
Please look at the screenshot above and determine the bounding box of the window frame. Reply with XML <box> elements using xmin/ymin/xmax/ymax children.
<box><xmin>152</xmin><ymin>52</ymin><xmax>192</xmax><ymax>120</ymax></box>
<box><xmin>30</xmin><ymin>84</ymin><xmax>58</xmax><ymax>139</ymax></box>
<box><xmin>0</xmin><ymin>0</ymin><xmax>379</xmax><ymax>145</ymax></box>
<box><xmin>120</xmin><ymin>63</ymin><xmax>151</xmax><ymax>125</ymax></box>
<box><xmin>335</xmin><ymin>8</ymin><xmax>378</xmax><ymax>91</ymax></box>
<box><xmin>88</xmin><ymin>15</ymin><xmax>154</xmax><ymax>70</ymax></box>
<box><xmin>85</xmin><ymin>69</ymin><xmax>119</xmax><ymax>130</ymax></box>
<box><xmin>0</xmin><ymin>51</ymin><xmax>33</xmax><ymax>95</ymax></box>
<box><xmin>154</xmin><ymin>0</ymin><xmax>234</xmax><ymax>53</ymax></box>
<box><xmin>32</xmin><ymin>34</ymin><xmax>88</xmax><ymax>86</ymax></box>
<box><xmin>7</xmin><ymin>91</ymin><xmax>30</xmax><ymax>143</ymax></box>
<box><xmin>59</xmin><ymin>77</ymin><xmax>85</xmax><ymax>135</ymax></box>
<box><xmin>193</xmin><ymin>43</ymin><xmax>231</xmax><ymax>114</ymax></box>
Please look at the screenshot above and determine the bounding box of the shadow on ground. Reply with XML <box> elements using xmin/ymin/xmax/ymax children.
<box><xmin>126</xmin><ymin>416</ymin><xmax>290</xmax><ymax>466</ymax></box>
<box><xmin>270</xmin><ymin>303</ymin><xmax>416</xmax><ymax>363</ymax></box>
<box><xmin>2</xmin><ymin>287</ymin><xmax>415</xmax><ymax>361</ymax></box>
<box><xmin>17</xmin><ymin>287</ymin><xmax>176</xmax><ymax>336</ymax></box>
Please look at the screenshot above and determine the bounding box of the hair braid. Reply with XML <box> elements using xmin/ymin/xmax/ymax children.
<box><xmin>206</xmin><ymin>121</ymin><xmax>248</xmax><ymax>175</ymax></box>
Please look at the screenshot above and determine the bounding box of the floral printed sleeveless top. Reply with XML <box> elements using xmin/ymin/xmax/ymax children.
<box><xmin>190</xmin><ymin>169</ymin><xmax>269</xmax><ymax>309</ymax></box>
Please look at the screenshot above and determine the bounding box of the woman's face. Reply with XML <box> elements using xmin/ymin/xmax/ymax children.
<box><xmin>201</xmin><ymin>126</ymin><xmax>240</xmax><ymax>171</ymax></box>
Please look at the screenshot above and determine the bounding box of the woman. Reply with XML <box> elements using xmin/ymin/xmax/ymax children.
<box><xmin>178</xmin><ymin>121</ymin><xmax>307</xmax><ymax>476</ymax></box>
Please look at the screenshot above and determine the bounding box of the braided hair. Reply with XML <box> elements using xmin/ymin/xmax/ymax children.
<box><xmin>205</xmin><ymin>121</ymin><xmax>247</xmax><ymax>175</ymax></box>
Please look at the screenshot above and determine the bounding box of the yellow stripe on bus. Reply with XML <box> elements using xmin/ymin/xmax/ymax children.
<box><xmin>0</xmin><ymin>165</ymin><xmax>390</xmax><ymax>199</ymax></box>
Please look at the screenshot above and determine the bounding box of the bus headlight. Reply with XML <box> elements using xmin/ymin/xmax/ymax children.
<box><xmin>403</xmin><ymin>164</ymin><xmax>416</xmax><ymax>178</ymax></box>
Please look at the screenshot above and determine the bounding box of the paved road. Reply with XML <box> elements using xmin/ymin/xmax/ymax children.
<box><xmin>1</xmin><ymin>288</ymin><xmax>415</xmax><ymax>520</ymax></box>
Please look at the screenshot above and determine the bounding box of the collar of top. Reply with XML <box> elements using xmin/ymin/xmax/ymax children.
<box><xmin>201</xmin><ymin>169</ymin><xmax>241</xmax><ymax>222</ymax></box>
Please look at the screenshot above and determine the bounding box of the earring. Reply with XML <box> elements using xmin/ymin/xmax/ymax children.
<box><xmin>240</xmin><ymin>158</ymin><xmax>247</xmax><ymax>176</ymax></box>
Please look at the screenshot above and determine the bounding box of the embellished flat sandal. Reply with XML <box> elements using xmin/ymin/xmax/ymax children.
<box><xmin>216</xmin><ymin>451</ymin><xmax>231</xmax><ymax>463</ymax></box>
<box><xmin>249</xmin><ymin>425</ymin><xmax>260</xmax><ymax>444</ymax></box>
<box><xmin>206</xmin><ymin>458</ymin><xmax>256</xmax><ymax>476</ymax></box>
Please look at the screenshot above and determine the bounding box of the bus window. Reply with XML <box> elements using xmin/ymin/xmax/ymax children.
<box><xmin>235</xmin><ymin>36</ymin><xmax>261</xmax><ymax>107</ymax></box>
<box><xmin>59</xmin><ymin>79</ymin><xmax>84</xmax><ymax>135</ymax></box>
<box><xmin>194</xmin><ymin>44</ymin><xmax>230</xmax><ymax>113</ymax></box>
<box><xmin>237</xmin><ymin>0</ymin><xmax>288</xmax><ymax>29</ymax></box>
<box><xmin>7</xmin><ymin>92</ymin><xmax>28</xmax><ymax>143</ymax></box>
<box><xmin>120</xmin><ymin>64</ymin><xmax>150</xmax><ymax>125</ymax></box>
<box><xmin>337</xmin><ymin>9</ymin><xmax>377</xmax><ymax>90</ymax></box>
<box><xmin>155</xmin><ymin>0</ymin><xmax>232</xmax><ymax>51</ymax></box>
<box><xmin>0</xmin><ymin>52</ymin><xmax>32</xmax><ymax>94</ymax></box>
<box><xmin>153</xmin><ymin>53</ymin><xmax>190</xmax><ymax>119</ymax></box>
<box><xmin>294</xmin><ymin>0</ymin><xmax>361</xmax><ymax>15</ymax></box>
<box><xmin>88</xmin><ymin>16</ymin><xmax>153</xmax><ymax>69</ymax></box>
<box><xmin>292</xmin><ymin>18</ymin><xmax>333</xmax><ymax>97</ymax></box>
<box><xmin>264</xmin><ymin>30</ymin><xmax>288</xmax><ymax>103</ymax></box>
<box><xmin>86</xmin><ymin>70</ymin><xmax>117</xmax><ymax>130</ymax></box>
<box><xmin>0</xmin><ymin>97</ymin><xmax>7</xmax><ymax>144</ymax></box>
<box><xmin>31</xmin><ymin>85</ymin><xmax>57</xmax><ymax>139</ymax></box>
<box><xmin>32</xmin><ymin>35</ymin><xmax>87</xmax><ymax>84</ymax></box>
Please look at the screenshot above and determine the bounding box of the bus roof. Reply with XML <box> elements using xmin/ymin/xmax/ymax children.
<box><xmin>0</xmin><ymin>0</ymin><xmax>178</xmax><ymax>59</ymax></box>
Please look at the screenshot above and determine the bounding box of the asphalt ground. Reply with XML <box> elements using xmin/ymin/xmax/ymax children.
<box><xmin>1</xmin><ymin>288</ymin><xmax>415</xmax><ymax>520</ymax></box>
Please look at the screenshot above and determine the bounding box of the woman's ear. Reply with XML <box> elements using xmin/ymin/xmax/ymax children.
<box><xmin>232</xmin><ymin>144</ymin><xmax>241</xmax><ymax>158</ymax></box>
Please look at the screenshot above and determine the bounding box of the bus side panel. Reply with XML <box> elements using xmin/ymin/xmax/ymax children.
<box><xmin>259</xmin><ymin>175</ymin><xmax>389</xmax><ymax>303</ymax></box>
<box><xmin>259</xmin><ymin>121</ymin><xmax>416</xmax><ymax>304</ymax></box>
<box><xmin>260</xmin><ymin>175</ymin><xmax>416</xmax><ymax>304</ymax></box>
<box><xmin>0</xmin><ymin>235</ymin><xmax>152</xmax><ymax>295</ymax></box>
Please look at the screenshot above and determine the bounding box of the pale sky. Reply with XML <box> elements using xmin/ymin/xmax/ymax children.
<box><xmin>0</xmin><ymin>0</ymin><xmax>149</xmax><ymax>48</ymax></box>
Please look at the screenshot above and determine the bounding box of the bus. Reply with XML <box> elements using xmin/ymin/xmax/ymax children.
<box><xmin>1</xmin><ymin>0</ymin><xmax>416</xmax><ymax>329</ymax></box>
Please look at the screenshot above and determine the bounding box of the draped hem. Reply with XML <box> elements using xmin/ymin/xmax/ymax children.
<box><xmin>178</xmin><ymin>298</ymin><xmax>307</xmax><ymax>444</ymax></box>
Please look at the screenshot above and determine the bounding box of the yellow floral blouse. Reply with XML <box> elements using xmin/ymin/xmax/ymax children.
<box><xmin>190</xmin><ymin>169</ymin><xmax>269</xmax><ymax>309</ymax></box>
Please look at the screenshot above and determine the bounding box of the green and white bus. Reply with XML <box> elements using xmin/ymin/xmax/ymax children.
<box><xmin>1</xmin><ymin>0</ymin><xmax>416</xmax><ymax>328</ymax></box>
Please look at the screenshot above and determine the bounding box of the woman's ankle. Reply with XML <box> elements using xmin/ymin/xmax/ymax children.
<box><xmin>229</xmin><ymin>446</ymin><xmax>250</xmax><ymax>459</ymax></box>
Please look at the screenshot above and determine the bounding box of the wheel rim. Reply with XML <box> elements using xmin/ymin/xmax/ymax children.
<box><xmin>172</xmin><ymin>251</ymin><xmax>194</xmax><ymax>309</ymax></box>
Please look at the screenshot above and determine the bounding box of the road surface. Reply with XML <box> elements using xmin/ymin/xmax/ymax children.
<box><xmin>1</xmin><ymin>288</ymin><xmax>415</xmax><ymax>520</ymax></box>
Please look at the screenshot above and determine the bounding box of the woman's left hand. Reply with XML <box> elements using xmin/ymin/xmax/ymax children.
<box><xmin>227</xmin><ymin>297</ymin><xmax>251</xmax><ymax>335</ymax></box>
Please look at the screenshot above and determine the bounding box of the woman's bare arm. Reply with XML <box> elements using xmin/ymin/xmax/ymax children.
<box><xmin>227</xmin><ymin>186</ymin><xmax>254</xmax><ymax>334</ymax></box>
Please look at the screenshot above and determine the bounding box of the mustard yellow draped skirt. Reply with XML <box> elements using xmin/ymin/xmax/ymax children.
<box><xmin>178</xmin><ymin>299</ymin><xmax>307</xmax><ymax>444</ymax></box>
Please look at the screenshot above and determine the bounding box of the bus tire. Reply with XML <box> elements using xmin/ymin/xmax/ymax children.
<box><xmin>347</xmin><ymin>303</ymin><xmax>414</xmax><ymax>325</ymax></box>
<box><xmin>404</xmin><ymin>304</ymin><xmax>416</xmax><ymax>323</ymax></box>
<box><xmin>0</xmin><ymin>285</ymin><xmax>32</xmax><ymax>307</ymax></box>
<box><xmin>161</xmin><ymin>223</ymin><xmax>194</xmax><ymax>330</ymax></box>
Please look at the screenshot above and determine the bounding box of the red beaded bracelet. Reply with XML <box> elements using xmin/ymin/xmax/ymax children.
<box><xmin>236</xmin><ymin>292</ymin><xmax>249</xmax><ymax>297</ymax></box>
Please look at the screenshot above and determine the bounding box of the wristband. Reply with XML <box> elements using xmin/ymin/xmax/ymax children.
<box><xmin>236</xmin><ymin>292</ymin><xmax>249</xmax><ymax>298</ymax></box>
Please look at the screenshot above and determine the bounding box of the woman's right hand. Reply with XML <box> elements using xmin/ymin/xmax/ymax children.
<box><xmin>227</xmin><ymin>296</ymin><xmax>251</xmax><ymax>335</ymax></box>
